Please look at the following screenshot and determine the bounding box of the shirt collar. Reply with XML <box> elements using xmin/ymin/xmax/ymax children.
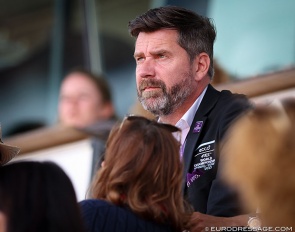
<box><xmin>179</xmin><ymin>86</ymin><xmax>208</xmax><ymax>127</ymax></box>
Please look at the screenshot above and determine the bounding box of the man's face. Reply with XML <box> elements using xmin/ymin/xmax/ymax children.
<box><xmin>58</xmin><ymin>73</ymin><xmax>104</xmax><ymax>128</ymax></box>
<box><xmin>134</xmin><ymin>29</ymin><xmax>196</xmax><ymax>116</ymax></box>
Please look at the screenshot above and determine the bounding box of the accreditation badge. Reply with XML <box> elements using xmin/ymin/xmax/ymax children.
<box><xmin>187</xmin><ymin>140</ymin><xmax>216</xmax><ymax>187</ymax></box>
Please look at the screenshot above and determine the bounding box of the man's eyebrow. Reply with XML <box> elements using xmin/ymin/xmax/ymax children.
<box><xmin>151</xmin><ymin>49</ymin><xmax>168</xmax><ymax>54</ymax></box>
<box><xmin>133</xmin><ymin>52</ymin><xmax>143</xmax><ymax>58</ymax></box>
<box><xmin>134</xmin><ymin>49</ymin><xmax>170</xmax><ymax>58</ymax></box>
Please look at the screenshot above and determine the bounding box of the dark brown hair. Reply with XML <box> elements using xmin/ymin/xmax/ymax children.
<box><xmin>90</xmin><ymin>116</ymin><xmax>191</xmax><ymax>230</ymax></box>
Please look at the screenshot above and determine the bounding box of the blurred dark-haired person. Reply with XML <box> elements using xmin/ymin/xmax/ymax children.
<box><xmin>128</xmin><ymin>5</ymin><xmax>252</xmax><ymax>231</ymax></box>
<box><xmin>80</xmin><ymin>116</ymin><xmax>192</xmax><ymax>232</ymax></box>
<box><xmin>0</xmin><ymin>161</ymin><xmax>85</xmax><ymax>232</ymax></box>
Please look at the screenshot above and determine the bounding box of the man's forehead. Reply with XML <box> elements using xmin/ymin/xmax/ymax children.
<box><xmin>135</xmin><ymin>30</ymin><xmax>179</xmax><ymax>52</ymax></box>
<box><xmin>136</xmin><ymin>29</ymin><xmax>178</xmax><ymax>43</ymax></box>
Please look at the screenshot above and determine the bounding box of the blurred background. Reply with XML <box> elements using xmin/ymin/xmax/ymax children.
<box><xmin>1</xmin><ymin>0</ymin><xmax>295</xmax><ymax>137</ymax></box>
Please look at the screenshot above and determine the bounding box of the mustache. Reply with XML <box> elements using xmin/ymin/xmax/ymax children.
<box><xmin>139</xmin><ymin>79</ymin><xmax>166</xmax><ymax>91</ymax></box>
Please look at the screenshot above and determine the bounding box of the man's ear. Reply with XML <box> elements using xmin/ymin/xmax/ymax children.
<box><xmin>193</xmin><ymin>52</ymin><xmax>210</xmax><ymax>81</ymax></box>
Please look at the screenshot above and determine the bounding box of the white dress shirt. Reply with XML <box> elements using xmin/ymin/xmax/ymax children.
<box><xmin>175</xmin><ymin>87</ymin><xmax>207</xmax><ymax>157</ymax></box>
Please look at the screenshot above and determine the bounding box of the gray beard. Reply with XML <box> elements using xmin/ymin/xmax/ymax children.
<box><xmin>137</xmin><ymin>72</ymin><xmax>194</xmax><ymax>116</ymax></box>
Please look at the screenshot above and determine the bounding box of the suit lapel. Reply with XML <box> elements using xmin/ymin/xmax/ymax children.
<box><xmin>182</xmin><ymin>85</ymin><xmax>220</xmax><ymax>191</ymax></box>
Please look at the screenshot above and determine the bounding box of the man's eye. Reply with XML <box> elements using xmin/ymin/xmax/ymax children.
<box><xmin>136</xmin><ymin>57</ymin><xmax>144</xmax><ymax>62</ymax></box>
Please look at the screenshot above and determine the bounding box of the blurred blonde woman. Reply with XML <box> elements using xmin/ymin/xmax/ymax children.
<box><xmin>79</xmin><ymin>116</ymin><xmax>191</xmax><ymax>232</ymax></box>
<box><xmin>221</xmin><ymin>97</ymin><xmax>295</xmax><ymax>227</ymax></box>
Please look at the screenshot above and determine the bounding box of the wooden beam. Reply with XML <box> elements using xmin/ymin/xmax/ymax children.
<box><xmin>4</xmin><ymin>124</ymin><xmax>89</xmax><ymax>155</ymax></box>
<box><xmin>215</xmin><ymin>67</ymin><xmax>295</xmax><ymax>97</ymax></box>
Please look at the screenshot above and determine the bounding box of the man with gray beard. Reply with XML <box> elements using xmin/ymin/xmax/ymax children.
<box><xmin>128</xmin><ymin>6</ymin><xmax>252</xmax><ymax>231</ymax></box>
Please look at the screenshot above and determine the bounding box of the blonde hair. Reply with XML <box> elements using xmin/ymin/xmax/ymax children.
<box><xmin>221</xmin><ymin>98</ymin><xmax>295</xmax><ymax>227</ymax></box>
<box><xmin>90</xmin><ymin>116</ymin><xmax>191</xmax><ymax>230</ymax></box>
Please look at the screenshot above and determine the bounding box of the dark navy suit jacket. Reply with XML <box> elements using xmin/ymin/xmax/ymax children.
<box><xmin>183</xmin><ymin>84</ymin><xmax>251</xmax><ymax>216</ymax></box>
<box><xmin>79</xmin><ymin>199</ymin><xmax>175</xmax><ymax>232</ymax></box>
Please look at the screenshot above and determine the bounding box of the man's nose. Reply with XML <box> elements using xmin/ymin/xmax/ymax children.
<box><xmin>136</xmin><ymin>58</ymin><xmax>156</xmax><ymax>78</ymax></box>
